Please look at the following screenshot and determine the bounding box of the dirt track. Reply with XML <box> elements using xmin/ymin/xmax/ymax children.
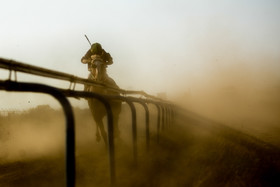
<box><xmin>0</xmin><ymin>108</ymin><xmax>280</xmax><ymax>187</ymax></box>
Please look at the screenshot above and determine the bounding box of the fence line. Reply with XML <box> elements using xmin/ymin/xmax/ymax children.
<box><xmin>0</xmin><ymin>58</ymin><xmax>164</xmax><ymax>100</ymax></box>
<box><xmin>0</xmin><ymin>58</ymin><xmax>176</xmax><ymax>187</ymax></box>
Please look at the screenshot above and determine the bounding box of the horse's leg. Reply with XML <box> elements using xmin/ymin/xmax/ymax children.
<box><xmin>96</xmin><ymin>124</ymin><xmax>101</xmax><ymax>142</ymax></box>
<box><xmin>88</xmin><ymin>101</ymin><xmax>103</xmax><ymax>142</ymax></box>
<box><xmin>96</xmin><ymin>118</ymin><xmax>108</xmax><ymax>145</ymax></box>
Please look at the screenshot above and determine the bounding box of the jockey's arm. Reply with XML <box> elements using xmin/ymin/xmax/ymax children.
<box><xmin>81</xmin><ymin>49</ymin><xmax>92</xmax><ymax>64</ymax></box>
<box><xmin>81</xmin><ymin>57</ymin><xmax>91</xmax><ymax>64</ymax></box>
<box><xmin>103</xmin><ymin>51</ymin><xmax>113</xmax><ymax>65</ymax></box>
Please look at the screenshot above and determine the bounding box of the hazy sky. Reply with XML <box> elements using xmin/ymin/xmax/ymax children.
<box><xmin>1</xmin><ymin>0</ymin><xmax>280</xmax><ymax>109</ymax></box>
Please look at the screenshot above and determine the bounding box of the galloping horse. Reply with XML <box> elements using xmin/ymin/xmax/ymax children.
<box><xmin>85</xmin><ymin>54</ymin><xmax>122</xmax><ymax>145</ymax></box>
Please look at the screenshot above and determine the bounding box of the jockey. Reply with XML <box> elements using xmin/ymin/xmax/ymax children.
<box><xmin>81</xmin><ymin>42</ymin><xmax>119</xmax><ymax>91</ymax></box>
<box><xmin>81</xmin><ymin>42</ymin><xmax>113</xmax><ymax>66</ymax></box>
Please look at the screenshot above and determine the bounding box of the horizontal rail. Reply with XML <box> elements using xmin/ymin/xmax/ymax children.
<box><xmin>0</xmin><ymin>58</ymin><xmax>161</xmax><ymax>100</ymax></box>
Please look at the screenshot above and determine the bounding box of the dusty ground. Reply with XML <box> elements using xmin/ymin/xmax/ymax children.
<box><xmin>0</xmin><ymin>105</ymin><xmax>280</xmax><ymax>187</ymax></box>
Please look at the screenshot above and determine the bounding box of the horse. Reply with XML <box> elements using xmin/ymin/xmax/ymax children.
<box><xmin>84</xmin><ymin>54</ymin><xmax>122</xmax><ymax>145</ymax></box>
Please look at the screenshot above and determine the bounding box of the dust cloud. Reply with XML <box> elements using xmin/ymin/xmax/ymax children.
<box><xmin>171</xmin><ymin>49</ymin><xmax>280</xmax><ymax>146</ymax></box>
<box><xmin>0</xmin><ymin>105</ymin><xmax>65</xmax><ymax>162</ymax></box>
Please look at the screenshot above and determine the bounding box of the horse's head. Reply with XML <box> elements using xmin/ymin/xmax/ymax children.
<box><xmin>89</xmin><ymin>55</ymin><xmax>107</xmax><ymax>82</ymax></box>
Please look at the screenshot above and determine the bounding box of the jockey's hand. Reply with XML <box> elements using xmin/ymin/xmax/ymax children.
<box><xmin>107</xmin><ymin>59</ymin><xmax>113</xmax><ymax>65</ymax></box>
<box><xmin>81</xmin><ymin>58</ymin><xmax>91</xmax><ymax>64</ymax></box>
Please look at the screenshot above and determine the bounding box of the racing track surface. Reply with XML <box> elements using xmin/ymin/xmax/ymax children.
<box><xmin>0</xmin><ymin>107</ymin><xmax>280</xmax><ymax>187</ymax></box>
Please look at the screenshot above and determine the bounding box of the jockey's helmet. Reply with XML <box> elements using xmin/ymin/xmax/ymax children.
<box><xmin>90</xmin><ymin>43</ymin><xmax>102</xmax><ymax>55</ymax></box>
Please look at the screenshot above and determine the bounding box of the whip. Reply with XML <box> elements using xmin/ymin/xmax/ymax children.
<box><xmin>84</xmin><ymin>34</ymin><xmax>92</xmax><ymax>46</ymax></box>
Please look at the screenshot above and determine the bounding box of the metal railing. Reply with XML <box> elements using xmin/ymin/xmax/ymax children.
<box><xmin>0</xmin><ymin>57</ymin><xmax>176</xmax><ymax>186</ymax></box>
<box><xmin>0</xmin><ymin>80</ymin><xmax>76</xmax><ymax>187</ymax></box>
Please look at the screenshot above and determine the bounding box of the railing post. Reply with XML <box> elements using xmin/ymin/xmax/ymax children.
<box><xmin>125</xmin><ymin>100</ymin><xmax>138</xmax><ymax>166</ymax></box>
<box><xmin>129</xmin><ymin>99</ymin><xmax>150</xmax><ymax>152</ymax></box>
<box><xmin>61</xmin><ymin>90</ymin><xmax>116</xmax><ymax>186</ymax></box>
<box><xmin>0</xmin><ymin>81</ymin><xmax>76</xmax><ymax>187</ymax></box>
